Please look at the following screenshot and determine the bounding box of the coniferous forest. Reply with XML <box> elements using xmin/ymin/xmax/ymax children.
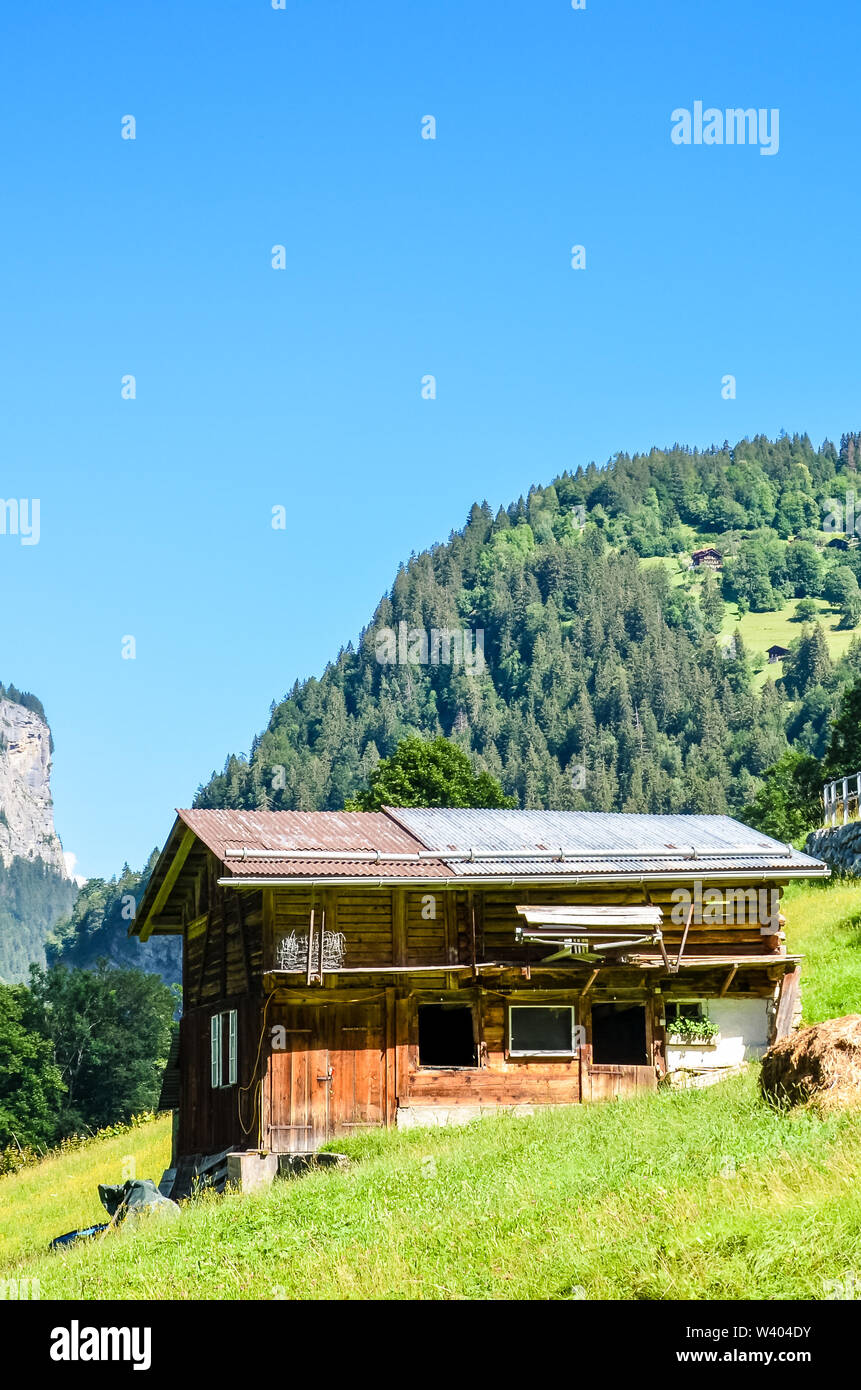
<box><xmin>195</xmin><ymin>432</ymin><xmax>861</xmax><ymax>821</ymax></box>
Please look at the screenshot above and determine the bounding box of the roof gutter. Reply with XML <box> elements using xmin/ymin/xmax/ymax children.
<box><xmin>216</xmin><ymin>866</ymin><xmax>830</xmax><ymax>890</ymax></box>
<box><xmin>220</xmin><ymin>845</ymin><xmax>800</xmax><ymax>864</ymax></box>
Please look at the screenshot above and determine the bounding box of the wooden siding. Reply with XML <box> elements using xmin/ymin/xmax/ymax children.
<box><xmin>183</xmin><ymin>869</ymin><xmax>263</xmax><ymax>1009</ymax></box>
<box><xmin>177</xmin><ymin>995</ymin><xmax>261</xmax><ymax>1155</ymax></box>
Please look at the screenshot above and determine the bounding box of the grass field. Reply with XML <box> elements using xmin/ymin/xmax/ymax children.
<box><xmin>719</xmin><ymin>598</ymin><xmax>857</xmax><ymax>685</ymax></box>
<box><xmin>0</xmin><ymin>1115</ymin><xmax>172</xmax><ymax>1270</ymax></box>
<box><xmin>1</xmin><ymin>880</ymin><xmax>857</xmax><ymax>1302</ymax></box>
<box><xmin>783</xmin><ymin>878</ymin><xmax>861</xmax><ymax>1025</ymax></box>
<box><xmin>2</xmin><ymin>1073</ymin><xmax>859</xmax><ymax>1300</ymax></box>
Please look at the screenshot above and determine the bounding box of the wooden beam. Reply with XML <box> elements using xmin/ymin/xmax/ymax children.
<box><xmin>673</xmin><ymin>902</ymin><xmax>694</xmax><ymax>973</ymax></box>
<box><xmin>392</xmin><ymin>889</ymin><xmax>407</xmax><ymax>966</ymax></box>
<box><xmin>580</xmin><ymin>968</ymin><xmax>600</xmax><ymax>996</ymax></box>
<box><xmin>720</xmin><ymin>964</ymin><xmax>738</xmax><ymax>996</ymax></box>
<box><xmin>234</xmin><ymin>890</ymin><xmax>252</xmax><ymax>995</ymax></box>
<box><xmin>194</xmin><ymin>862</ymin><xmax>214</xmax><ymax>1009</ymax></box>
<box><xmin>140</xmin><ymin>828</ymin><xmax>196</xmax><ymax>941</ymax></box>
<box><xmin>654</xmin><ymin>927</ymin><xmax>671</xmax><ymax>973</ymax></box>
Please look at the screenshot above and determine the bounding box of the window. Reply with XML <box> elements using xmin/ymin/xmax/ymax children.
<box><xmin>509</xmin><ymin>1005</ymin><xmax>577</xmax><ymax>1057</ymax></box>
<box><xmin>591</xmin><ymin>1003</ymin><xmax>648</xmax><ymax>1065</ymax></box>
<box><xmin>417</xmin><ymin>1004</ymin><xmax>477</xmax><ymax>1068</ymax></box>
<box><xmin>665</xmin><ymin>1002</ymin><xmax>705</xmax><ymax>1026</ymax></box>
<box><xmin>210</xmin><ymin>1010</ymin><xmax>238</xmax><ymax>1088</ymax></box>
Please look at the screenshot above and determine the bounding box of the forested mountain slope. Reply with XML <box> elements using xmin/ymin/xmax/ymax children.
<box><xmin>46</xmin><ymin>854</ymin><xmax>181</xmax><ymax>988</ymax></box>
<box><xmin>196</xmin><ymin>432</ymin><xmax>861</xmax><ymax>818</ymax></box>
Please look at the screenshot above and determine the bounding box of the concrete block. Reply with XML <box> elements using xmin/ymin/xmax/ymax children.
<box><xmin>226</xmin><ymin>1151</ymin><xmax>279</xmax><ymax>1193</ymax></box>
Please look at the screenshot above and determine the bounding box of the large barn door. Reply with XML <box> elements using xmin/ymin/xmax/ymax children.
<box><xmin>267</xmin><ymin>1000</ymin><xmax>391</xmax><ymax>1151</ymax></box>
<box><xmin>327</xmin><ymin>1001</ymin><xmax>389</xmax><ymax>1138</ymax></box>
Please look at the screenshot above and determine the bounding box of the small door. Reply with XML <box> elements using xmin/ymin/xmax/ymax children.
<box><xmin>586</xmin><ymin>1002</ymin><xmax>655</xmax><ymax>1101</ymax></box>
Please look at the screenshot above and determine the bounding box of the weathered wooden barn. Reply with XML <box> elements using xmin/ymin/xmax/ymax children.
<box><xmin>133</xmin><ymin>808</ymin><xmax>828</xmax><ymax>1164</ymax></box>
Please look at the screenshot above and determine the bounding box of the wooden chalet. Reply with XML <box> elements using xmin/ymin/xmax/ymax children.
<box><xmin>768</xmin><ymin>644</ymin><xmax>790</xmax><ymax>663</ymax></box>
<box><xmin>133</xmin><ymin>808</ymin><xmax>828</xmax><ymax>1165</ymax></box>
<box><xmin>691</xmin><ymin>546</ymin><xmax>723</xmax><ymax>570</ymax></box>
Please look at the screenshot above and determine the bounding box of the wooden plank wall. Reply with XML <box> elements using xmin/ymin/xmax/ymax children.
<box><xmin>183</xmin><ymin>876</ymin><xmax>263</xmax><ymax>1009</ymax></box>
<box><xmin>482</xmin><ymin>884</ymin><xmax>784</xmax><ymax>966</ymax></box>
<box><xmin>175</xmin><ymin>877</ymin><xmax>790</xmax><ymax>1157</ymax></box>
<box><xmin>269</xmin><ymin>887</ymin><xmax>449</xmax><ymax>968</ymax></box>
<box><xmin>177</xmin><ymin>995</ymin><xmax>261</xmax><ymax>1155</ymax></box>
<box><xmin>267</xmin><ymin>881</ymin><xmax>785</xmax><ymax>975</ymax></box>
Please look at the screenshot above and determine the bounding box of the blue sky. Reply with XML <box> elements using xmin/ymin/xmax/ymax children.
<box><xmin>1</xmin><ymin>0</ymin><xmax>859</xmax><ymax>878</ymax></box>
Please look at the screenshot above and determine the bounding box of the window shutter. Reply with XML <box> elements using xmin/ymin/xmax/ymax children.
<box><xmin>210</xmin><ymin>1014</ymin><xmax>222</xmax><ymax>1088</ymax></box>
<box><xmin>228</xmin><ymin>1010</ymin><xmax>238</xmax><ymax>1086</ymax></box>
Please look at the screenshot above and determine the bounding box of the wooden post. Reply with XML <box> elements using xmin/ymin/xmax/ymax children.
<box><xmin>306</xmin><ymin>907</ymin><xmax>316</xmax><ymax>987</ymax></box>
<box><xmin>392</xmin><ymin>890</ymin><xmax>407</xmax><ymax>967</ymax></box>
<box><xmin>674</xmin><ymin>903</ymin><xmax>694</xmax><ymax>972</ymax></box>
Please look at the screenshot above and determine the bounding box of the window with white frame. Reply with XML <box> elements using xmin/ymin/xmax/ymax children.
<box><xmin>508</xmin><ymin>1004</ymin><xmax>578</xmax><ymax>1057</ymax></box>
<box><xmin>210</xmin><ymin>1009</ymin><xmax>238</xmax><ymax>1088</ymax></box>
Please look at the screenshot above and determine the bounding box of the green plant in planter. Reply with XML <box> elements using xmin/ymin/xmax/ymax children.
<box><xmin>668</xmin><ymin>1014</ymin><xmax>719</xmax><ymax>1044</ymax></box>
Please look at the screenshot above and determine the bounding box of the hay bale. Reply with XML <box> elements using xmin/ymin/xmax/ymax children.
<box><xmin>760</xmin><ymin>1014</ymin><xmax>861</xmax><ymax>1109</ymax></box>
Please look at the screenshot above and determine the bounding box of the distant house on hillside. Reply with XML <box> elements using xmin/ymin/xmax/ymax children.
<box><xmin>767</xmin><ymin>644</ymin><xmax>790</xmax><ymax>663</ymax></box>
<box><xmin>134</xmin><ymin>807</ymin><xmax>827</xmax><ymax>1189</ymax></box>
<box><xmin>692</xmin><ymin>546</ymin><xmax>723</xmax><ymax>570</ymax></box>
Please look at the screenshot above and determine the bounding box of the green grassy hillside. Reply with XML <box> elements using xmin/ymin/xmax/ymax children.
<box><xmin>2</xmin><ymin>1073</ymin><xmax>860</xmax><ymax>1301</ymax></box>
<box><xmin>783</xmin><ymin>878</ymin><xmax>861</xmax><ymax>1024</ymax></box>
<box><xmin>0</xmin><ymin>1115</ymin><xmax>172</xmax><ymax>1268</ymax></box>
<box><xmin>719</xmin><ymin>599</ymin><xmax>856</xmax><ymax>689</ymax></box>
<box><xmin>643</xmin><ymin>555</ymin><xmax>858</xmax><ymax>687</ymax></box>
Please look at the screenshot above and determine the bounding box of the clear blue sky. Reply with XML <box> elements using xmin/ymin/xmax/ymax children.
<box><xmin>1</xmin><ymin>0</ymin><xmax>859</xmax><ymax>879</ymax></box>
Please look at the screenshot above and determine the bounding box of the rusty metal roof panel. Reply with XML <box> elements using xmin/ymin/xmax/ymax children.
<box><xmin>176</xmin><ymin>808</ymin><xmax>450</xmax><ymax>878</ymax></box>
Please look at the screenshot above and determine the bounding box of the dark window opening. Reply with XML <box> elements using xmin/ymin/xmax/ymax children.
<box><xmin>666</xmin><ymin>1002</ymin><xmax>703</xmax><ymax>1025</ymax></box>
<box><xmin>591</xmin><ymin>1003</ymin><xmax>648</xmax><ymax>1066</ymax></box>
<box><xmin>417</xmin><ymin>1004</ymin><xmax>477</xmax><ymax>1068</ymax></box>
<box><xmin>509</xmin><ymin>1006</ymin><xmax>576</xmax><ymax>1056</ymax></box>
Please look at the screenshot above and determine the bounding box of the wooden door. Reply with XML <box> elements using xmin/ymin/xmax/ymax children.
<box><xmin>327</xmin><ymin>1001</ymin><xmax>389</xmax><ymax>1138</ymax></box>
<box><xmin>267</xmin><ymin>1005</ymin><xmax>330</xmax><ymax>1152</ymax></box>
<box><xmin>266</xmin><ymin>1000</ymin><xmax>391</xmax><ymax>1151</ymax></box>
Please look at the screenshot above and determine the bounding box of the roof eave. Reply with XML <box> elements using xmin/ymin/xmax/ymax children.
<box><xmin>217</xmin><ymin>865</ymin><xmax>830</xmax><ymax>889</ymax></box>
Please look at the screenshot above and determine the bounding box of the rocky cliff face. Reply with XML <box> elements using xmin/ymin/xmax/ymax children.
<box><xmin>0</xmin><ymin>697</ymin><xmax>68</xmax><ymax>877</ymax></box>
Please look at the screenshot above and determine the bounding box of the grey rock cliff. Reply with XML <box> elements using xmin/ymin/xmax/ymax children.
<box><xmin>0</xmin><ymin>697</ymin><xmax>68</xmax><ymax>876</ymax></box>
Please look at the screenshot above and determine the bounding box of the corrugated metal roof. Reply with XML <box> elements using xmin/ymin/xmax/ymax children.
<box><xmin>177</xmin><ymin>809</ymin><xmax>450</xmax><ymax>879</ymax></box>
<box><xmin>135</xmin><ymin>808</ymin><xmax>828</xmax><ymax>898</ymax></box>
<box><xmin>385</xmin><ymin>808</ymin><xmax>827</xmax><ymax>878</ymax></box>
